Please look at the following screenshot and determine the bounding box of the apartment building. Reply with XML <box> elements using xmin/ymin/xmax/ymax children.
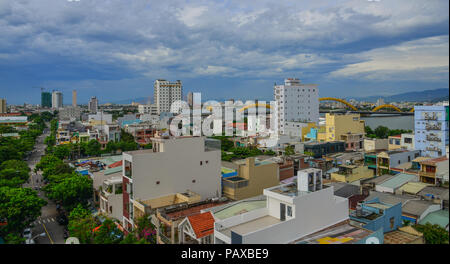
<box><xmin>376</xmin><ymin>150</ymin><xmax>421</xmax><ymax>176</ymax></box>
<box><xmin>364</xmin><ymin>138</ymin><xmax>388</xmax><ymax>152</ymax></box>
<box><xmin>138</xmin><ymin>104</ymin><xmax>158</xmax><ymax>115</ymax></box>
<box><xmin>221</xmin><ymin>157</ymin><xmax>279</xmax><ymax>201</ymax></box>
<box><xmin>388</xmin><ymin>135</ymin><xmax>402</xmax><ymax>150</ymax></box>
<box><xmin>52</xmin><ymin>91</ymin><xmax>63</xmax><ymax>109</ymax></box>
<box><xmin>213</xmin><ymin>169</ymin><xmax>349</xmax><ymax>244</ymax></box>
<box><xmin>418</xmin><ymin>156</ymin><xmax>449</xmax><ymax>185</ymax></box>
<box><xmin>121</xmin><ymin>136</ymin><xmax>221</xmax><ymax>231</ymax></box>
<box><xmin>72</xmin><ymin>90</ymin><xmax>77</xmax><ymax>107</ymax></box>
<box><xmin>274</xmin><ymin>78</ymin><xmax>319</xmax><ymax>135</ymax></box>
<box><xmin>154</xmin><ymin>79</ymin><xmax>182</xmax><ymax>114</ymax></box>
<box><xmin>89</xmin><ymin>96</ymin><xmax>99</xmax><ymax>113</ymax></box>
<box><xmin>41</xmin><ymin>92</ymin><xmax>52</xmax><ymax>108</ymax></box>
<box><xmin>401</xmin><ymin>133</ymin><xmax>415</xmax><ymax>150</ymax></box>
<box><xmin>325</xmin><ymin>113</ymin><xmax>365</xmax><ymax>147</ymax></box>
<box><xmin>330</xmin><ymin>164</ymin><xmax>374</xmax><ymax>183</ymax></box>
<box><xmin>414</xmin><ymin>105</ymin><xmax>449</xmax><ymax>157</ymax></box>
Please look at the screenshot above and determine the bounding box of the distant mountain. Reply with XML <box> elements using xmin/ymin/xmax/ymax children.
<box><xmin>346</xmin><ymin>88</ymin><xmax>449</xmax><ymax>103</ymax></box>
<box><xmin>109</xmin><ymin>97</ymin><xmax>150</xmax><ymax>105</ymax></box>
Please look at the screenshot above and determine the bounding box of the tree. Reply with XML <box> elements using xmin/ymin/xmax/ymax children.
<box><xmin>0</xmin><ymin>187</ymin><xmax>47</xmax><ymax>235</ymax></box>
<box><xmin>69</xmin><ymin>204</ymin><xmax>91</xmax><ymax>220</ymax></box>
<box><xmin>284</xmin><ymin>146</ymin><xmax>295</xmax><ymax>156</ymax></box>
<box><xmin>86</xmin><ymin>140</ymin><xmax>101</xmax><ymax>157</ymax></box>
<box><xmin>93</xmin><ymin>219</ymin><xmax>123</xmax><ymax>244</ymax></box>
<box><xmin>45</xmin><ymin>175</ymin><xmax>93</xmax><ymax>211</ymax></box>
<box><xmin>105</xmin><ymin>141</ymin><xmax>118</xmax><ymax>154</ymax></box>
<box><xmin>265</xmin><ymin>150</ymin><xmax>276</xmax><ymax>156</ymax></box>
<box><xmin>414</xmin><ymin>223</ymin><xmax>449</xmax><ymax>244</ymax></box>
<box><xmin>68</xmin><ymin>215</ymin><xmax>97</xmax><ymax>244</ymax></box>
<box><xmin>53</xmin><ymin>145</ymin><xmax>70</xmax><ymax>160</ymax></box>
<box><xmin>365</xmin><ymin>126</ymin><xmax>373</xmax><ymax>135</ymax></box>
<box><xmin>374</xmin><ymin>126</ymin><xmax>389</xmax><ymax>139</ymax></box>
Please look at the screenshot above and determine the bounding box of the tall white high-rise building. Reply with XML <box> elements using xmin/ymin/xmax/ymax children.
<box><xmin>52</xmin><ymin>91</ymin><xmax>63</xmax><ymax>109</ymax></box>
<box><xmin>154</xmin><ymin>79</ymin><xmax>182</xmax><ymax>114</ymax></box>
<box><xmin>274</xmin><ymin>78</ymin><xmax>319</xmax><ymax>135</ymax></box>
<box><xmin>89</xmin><ymin>96</ymin><xmax>98</xmax><ymax>113</ymax></box>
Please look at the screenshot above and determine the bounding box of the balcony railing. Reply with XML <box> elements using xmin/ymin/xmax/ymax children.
<box><xmin>419</xmin><ymin>171</ymin><xmax>436</xmax><ymax>178</ymax></box>
<box><xmin>159</xmin><ymin>232</ymin><xmax>172</xmax><ymax>244</ymax></box>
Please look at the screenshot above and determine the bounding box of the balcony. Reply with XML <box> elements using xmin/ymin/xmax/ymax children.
<box><xmin>419</xmin><ymin>171</ymin><xmax>436</xmax><ymax>178</ymax></box>
<box><xmin>222</xmin><ymin>177</ymin><xmax>249</xmax><ymax>189</ymax></box>
<box><xmin>426</xmin><ymin>135</ymin><xmax>441</xmax><ymax>142</ymax></box>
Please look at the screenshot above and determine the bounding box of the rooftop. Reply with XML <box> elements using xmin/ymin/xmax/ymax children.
<box><xmin>421</xmin><ymin>156</ymin><xmax>448</xmax><ymax>165</ymax></box>
<box><xmin>361</xmin><ymin>174</ymin><xmax>394</xmax><ymax>185</ymax></box>
<box><xmin>398</xmin><ymin>182</ymin><xmax>431</xmax><ymax>195</ymax></box>
<box><xmin>402</xmin><ymin>200</ymin><xmax>436</xmax><ymax>217</ymax></box>
<box><xmin>211</xmin><ymin>199</ymin><xmax>267</xmax><ymax>220</ymax></box>
<box><xmin>221</xmin><ymin>215</ymin><xmax>281</xmax><ymax>237</ymax></box>
<box><xmin>418</xmin><ymin>210</ymin><xmax>449</xmax><ymax>229</ymax></box>
<box><xmin>292</xmin><ymin>220</ymin><xmax>374</xmax><ymax>244</ymax></box>
<box><xmin>187</xmin><ymin>212</ymin><xmax>215</xmax><ymax>239</ymax></box>
<box><xmin>365</xmin><ymin>191</ymin><xmax>418</xmax><ymax>206</ymax></box>
<box><xmin>376</xmin><ymin>173</ymin><xmax>417</xmax><ymax>189</ymax></box>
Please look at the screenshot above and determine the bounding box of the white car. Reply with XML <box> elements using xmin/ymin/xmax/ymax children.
<box><xmin>25</xmin><ymin>238</ymin><xmax>35</xmax><ymax>244</ymax></box>
<box><xmin>23</xmin><ymin>228</ymin><xmax>32</xmax><ymax>240</ymax></box>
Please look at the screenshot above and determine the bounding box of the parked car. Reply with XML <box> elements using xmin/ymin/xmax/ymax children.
<box><xmin>23</xmin><ymin>228</ymin><xmax>32</xmax><ymax>240</ymax></box>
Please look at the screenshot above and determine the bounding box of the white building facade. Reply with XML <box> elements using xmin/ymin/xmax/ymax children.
<box><xmin>414</xmin><ymin>105</ymin><xmax>449</xmax><ymax>157</ymax></box>
<box><xmin>89</xmin><ymin>96</ymin><xmax>99</xmax><ymax>113</ymax></box>
<box><xmin>274</xmin><ymin>78</ymin><xmax>319</xmax><ymax>135</ymax></box>
<box><xmin>52</xmin><ymin>91</ymin><xmax>63</xmax><ymax>109</ymax></box>
<box><xmin>154</xmin><ymin>79</ymin><xmax>182</xmax><ymax>114</ymax></box>
<box><xmin>213</xmin><ymin>168</ymin><xmax>349</xmax><ymax>244</ymax></box>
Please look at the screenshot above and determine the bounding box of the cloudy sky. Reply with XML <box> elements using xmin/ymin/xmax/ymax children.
<box><xmin>0</xmin><ymin>0</ymin><xmax>448</xmax><ymax>104</ymax></box>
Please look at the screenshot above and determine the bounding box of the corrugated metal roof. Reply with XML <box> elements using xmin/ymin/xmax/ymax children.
<box><xmin>399</xmin><ymin>182</ymin><xmax>430</xmax><ymax>195</ymax></box>
<box><xmin>402</xmin><ymin>200</ymin><xmax>436</xmax><ymax>217</ymax></box>
<box><xmin>377</xmin><ymin>173</ymin><xmax>417</xmax><ymax>189</ymax></box>
<box><xmin>104</xmin><ymin>166</ymin><xmax>122</xmax><ymax>175</ymax></box>
<box><xmin>419</xmin><ymin>210</ymin><xmax>449</xmax><ymax>229</ymax></box>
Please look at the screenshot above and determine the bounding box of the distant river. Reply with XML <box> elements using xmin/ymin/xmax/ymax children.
<box><xmin>361</xmin><ymin>115</ymin><xmax>414</xmax><ymax>130</ymax></box>
<box><xmin>320</xmin><ymin>113</ymin><xmax>414</xmax><ymax>130</ymax></box>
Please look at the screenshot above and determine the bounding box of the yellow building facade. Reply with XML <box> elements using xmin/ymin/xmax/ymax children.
<box><xmin>331</xmin><ymin>164</ymin><xmax>374</xmax><ymax>183</ymax></box>
<box><xmin>222</xmin><ymin>157</ymin><xmax>279</xmax><ymax>201</ymax></box>
<box><xmin>325</xmin><ymin>113</ymin><xmax>365</xmax><ymax>142</ymax></box>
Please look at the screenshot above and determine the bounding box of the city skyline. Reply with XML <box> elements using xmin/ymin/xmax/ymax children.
<box><xmin>0</xmin><ymin>0</ymin><xmax>448</xmax><ymax>105</ymax></box>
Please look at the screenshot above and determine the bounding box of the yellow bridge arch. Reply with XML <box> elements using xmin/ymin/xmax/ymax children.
<box><xmin>319</xmin><ymin>97</ymin><xmax>358</xmax><ymax>111</ymax></box>
<box><xmin>238</xmin><ymin>103</ymin><xmax>272</xmax><ymax>113</ymax></box>
<box><xmin>372</xmin><ymin>104</ymin><xmax>402</xmax><ymax>112</ymax></box>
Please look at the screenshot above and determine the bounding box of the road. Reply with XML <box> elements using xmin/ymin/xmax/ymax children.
<box><xmin>23</xmin><ymin>126</ymin><xmax>66</xmax><ymax>244</ymax></box>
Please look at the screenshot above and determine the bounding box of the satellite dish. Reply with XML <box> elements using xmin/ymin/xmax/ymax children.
<box><xmin>65</xmin><ymin>237</ymin><xmax>80</xmax><ymax>244</ymax></box>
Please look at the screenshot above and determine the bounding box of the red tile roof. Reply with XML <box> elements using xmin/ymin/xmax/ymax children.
<box><xmin>421</xmin><ymin>156</ymin><xmax>448</xmax><ymax>165</ymax></box>
<box><xmin>187</xmin><ymin>212</ymin><xmax>215</xmax><ymax>239</ymax></box>
<box><xmin>108</xmin><ymin>160</ymin><xmax>123</xmax><ymax>168</ymax></box>
<box><xmin>390</xmin><ymin>135</ymin><xmax>402</xmax><ymax>138</ymax></box>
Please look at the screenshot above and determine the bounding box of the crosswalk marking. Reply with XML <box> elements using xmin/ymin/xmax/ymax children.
<box><xmin>33</xmin><ymin>217</ymin><xmax>56</xmax><ymax>225</ymax></box>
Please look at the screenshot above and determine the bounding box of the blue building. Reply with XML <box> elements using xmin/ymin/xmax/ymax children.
<box><xmin>350</xmin><ymin>197</ymin><xmax>402</xmax><ymax>233</ymax></box>
<box><xmin>414</xmin><ymin>105</ymin><xmax>449</xmax><ymax>158</ymax></box>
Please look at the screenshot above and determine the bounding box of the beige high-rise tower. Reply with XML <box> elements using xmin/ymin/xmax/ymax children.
<box><xmin>72</xmin><ymin>90</ymin><xmax>77</xmax><ymax>107</ymax></box>
<box><xmin>0</xmin><ymin>98</ymin><xmax>6</xmax><ymax>113</ymax></box>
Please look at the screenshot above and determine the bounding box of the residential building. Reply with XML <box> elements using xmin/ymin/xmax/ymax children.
<box><xmin>388</xmin><ymin>135</ymin><xmax>402</xmax><ymax>150</ymax></box>
<box><xmin>417</xmin><ymin>186</ymin><xmax>449</xmax><ymax>209</ymax></box>
<box><xmin>72</xmin><ymin>90</ymin><xmax>77</xmax><ymax>107</ymax></box>
<box><xmin>364</xmin><ymin>138</ymin><xmax>388</xmax><ymax>152</ymax></box>
<box><xmin>375</xmin><ymin>150</ymin><xmax>420</xmax><ymax>176</ymax></box>
<box><xmin>88</xmin><ymin>112</ymin><xmax>112</xmax><ymax>125</ymax></box>
<box><xmin>274</xmin><ymin>78</ymin><xmax>319</xmax><ymax>135</ymax></box>
<box><xmin>138</xmin><ymin>104</ymin><xmax>158</xmax><ymax>115</ymax></box>
<box><xmin>418</xmin><ymin>210</ymin><xmax>449</xmax><ymax>231</ymax></box>
<box><xmin>330</xmin><ymin>164</ymin><xmax>374</xmax><ymax>183</ymax></box>
<box><xmin>0</xmin><ymin>98</ymin><xmax>6</xmax><ymax>113</ymax></box>
<box><xmin>414</xmin><ymin>105</ymin><xmax>449</xmax><ymax>157</ymax></box>
<box><xmin>418</xmin><ymin>156</ymin><xmax>449</xmax><ymax>185</ymax></box>
<box><xmin>153</xmin><ymin>198</ymin><xmax>228</xmax><ymax>244</ymax></box>
<box><xmin>154</xmin><ymin>79</ymin><xmax>182</xmax><ymax>114</ymax></box>
<box><xmin>325</xmin><ymin>113</ymin><xmax>365</xmax><ymax>145</ymax></box>
<box><xmin>350</xmin><ymin>197</ymin><xmax>402</xmax><ymax>233</ymax></box>
<box><xmin>213</xmin><ymin>169</ymin><xmax>350</xmax><ymax>244</ymax></box>
<box><xmin>52</xmin><ymin>90</ymin><xmax>63</xmax><ymax>109</ymax></box>
<box><xmin>41</xmin><ymin>92</ymin><xmax>52</xmax><ymax>108</ymax></box>
<box><xmin>304</xmin><ymin>141</ymin><xmax>345</xmax><ymax>158</ymax></box>
<box><xmin>99</xmin><ymin>175</ymin><xmax>123</xmax><ymax>221</ymax></box>
<box><xmin>401</xmin><ymin>133</ymin><xmax>415</xmax><ymax>150</ymax></box>
<box><xmin>374</xmin><ymin>173</ymin><xmax>418</xmax><ymax>194</ymax></box>
<box><xmin>124</xmin><ymin>123</ymin><xmax>156</xmax><ymax>145</ymax></box>
<box><xmin>58</xmin><ymin>107</ymin><xmax>82</xmax><ymax>121</ymax></box>
<box><xmin>0</xmin><ymin>116</ymin><xmax>28</xmax><ymax>127</ymax></box>
<box><xmin>89</xmin><ymin>96</ymin><xmax>99</xmax><ymax>113</ymax></box>
<box><xmin>187</xmin><ymin>92</ymin><xmax>193</xmax><ymax>107</ymax></box>
<box><xmin>384</xmin><ymin>226</ymin><xmax>424</xmax><ymax>244</ymax></box>
<box><xmin>222</xmin><ymin>157</ymin><xmax>279</xmax><ymax>201</ymax></box>
<box><xmin>121</xmin><ymin>136</ymin><xmax>221</xmax><ymax>231</ymax></box>
<box><xmin>401</xmin><ymin>200</ymin><xmax>441</xmax><ymax>224</ymax></box>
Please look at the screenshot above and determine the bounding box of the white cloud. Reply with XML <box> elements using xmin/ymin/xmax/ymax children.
<box><xmin>330</xmin><ymin>35</ymin><xmax>449</xmax><ymax>81</ymax></box>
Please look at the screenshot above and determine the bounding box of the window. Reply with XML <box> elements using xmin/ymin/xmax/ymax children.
<box><xmin>390</xmin><ymin>217</ymin><xmax>395</xmax><ymax>229</ymax></box>
<box><xmin>200</xmin><ymin>161</ymin><xmax>202</xmax><ymax>165</ymax></box>
<box><xmin>408</xmin><ymin>156</ymin><xmax>411</xmax><ymax>162</ymax></box>
<box><xmin>287</xmin><ymin>206</ymin><xmax>292</xmax><ymax>217</ymax></box>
